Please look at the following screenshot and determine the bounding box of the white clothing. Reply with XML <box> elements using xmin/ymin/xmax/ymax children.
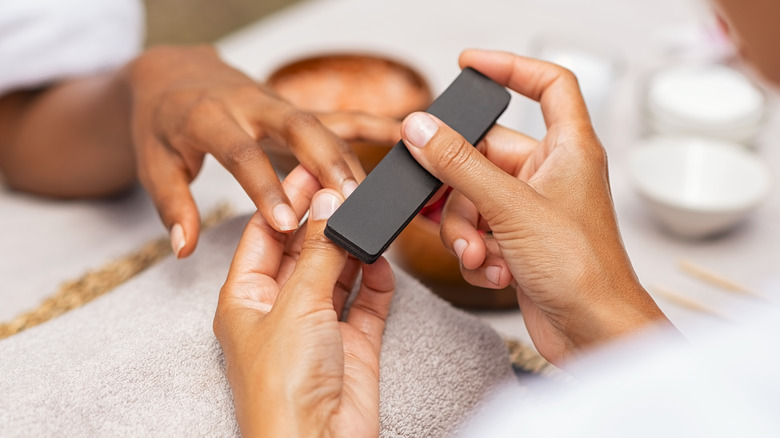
<box><xmin>463</xmin><ymin>307</ymin><xmax>780</xmax><ymax>437</ymax></box>
<box><xmin>0</xmin><ymin>0</ymin><xmax>144</xmax><ymax>97</ymax></box>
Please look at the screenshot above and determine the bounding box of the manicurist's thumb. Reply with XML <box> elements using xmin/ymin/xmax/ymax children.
<box><xmin>401</xmin><ymin>112</ymin><xmax>524</xmax><ymax>224</ymax></box>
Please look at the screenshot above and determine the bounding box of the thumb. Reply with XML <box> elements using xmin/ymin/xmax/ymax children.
<box><xmin>275</xmin><ymin>189</ymin><xmax>347</xmax><ymax>311</ymax></box>
<box><xmin>401</xmin><ymin>112</ymin><xmax>530</xmax><ymax>223</ymax></box>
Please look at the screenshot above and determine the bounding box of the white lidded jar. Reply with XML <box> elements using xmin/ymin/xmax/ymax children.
<box><xmin>645</xmin><ymin>64</ymin><xmax>765</xmax><ymax>144</ymax></box>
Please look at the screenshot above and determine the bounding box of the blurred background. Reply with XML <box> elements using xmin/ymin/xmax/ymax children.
<box><xmin>144</xmin><ymin>0</ymin><xmax>301</xmax><ymax>45</ymax></box>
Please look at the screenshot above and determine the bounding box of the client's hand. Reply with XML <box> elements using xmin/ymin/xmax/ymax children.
<box><xmin>400</xmin><ymin>49</ymin><xmax>671</xmax><ymax>365</ymax></box>
<box><xmin>126</xmin><ymin>45</ymin><xmax>399</xmax><ymax>258</ymax></box>
<box><xmin>214</xmin><ymin>165</ymin><xmax>395</xmax><ymax>437</ymax></box>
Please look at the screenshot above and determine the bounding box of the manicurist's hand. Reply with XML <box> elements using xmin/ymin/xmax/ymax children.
<box><xmin>126</xmin><ymin>45</ymin><xmax>399</xmax><ymax>258</ymax></box>
<box><xmin>213</xmin><ymin>165</ymin><xmax>395</xmax><ymax>438</ymax></box>
<box><xmin>400</xmin><ymin>49</ymin><xmax>672</xmax><ymax>366</ymax></box>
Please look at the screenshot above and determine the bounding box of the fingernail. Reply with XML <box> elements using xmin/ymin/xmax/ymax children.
<box><xmin>342</xmin><ymin>179</ymin><xmax>358</xmax><ymax>198</ymax></box>
<box><xmin>404</xmin><ymin>113</ymin><xmax>439</xmax><ymax>148</ymax></box>
<box><xmin>485</xmin><ymin>265</ymin><xmax>502</xmax><ymax>286</ymax></box>
<box><xmin>312</xmin><ymin>191</ymin><xmax>341</xmax><ymax>220</ymax></box>
<box><xmin>273</xmin><ymin>204</ymin><xmax>298</xmax><ymax>231</ymax></box>
<box><xmin>170</xmin><ymin>223</ymin><xmax>186</xmax><ymax>258</ymax></box>
<box><xmin>453</xmin><ymin>239</ymin><xmax>468</xmax><ymax>261</ymax></box>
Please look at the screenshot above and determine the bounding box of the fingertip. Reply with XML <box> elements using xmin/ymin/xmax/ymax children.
<box><xmin>402</xmin><ymin>112</ymin><xmax>439</xmax><ymax>149</ymax></box>
<box><xmin>171</xmin><ymin>219</ymin><xmax>200</xmax><ymax>259</ymax></box>
<box><xmin>485</xmin><ymin>265</ymin><xmax>503</xmax><ymax>287</ymax></box>
<box><xmin>170</xmin><ymin>223</ymin><xmax>186</xmax><ymax>258</ymax></box>
<box><xmin>460</xmin><ymin>258</ymin><xmax>512</xmax><ymax>290</ymax></box>
<box><xmin>365</xmin><ymin>255</ymin><xmax>394</xmax><ymax>283</ymax></box>
<box><xmin>272</xmin><ymin>203</ymin><xmax>299</xmax><ymax>232</ymax></box>
<box><xmin>360</xmin><ymin>256</ymin><xmax>395</xmax><ymax>299</ymax></box>
<box><xmin>458</xmin><ymin>48</ymin><xmax>501</xmax><ymax>69</ymax></box>
<box><xmin>460</xmin><ymin>241</ymin><xmax>484</xmax><ymax>271</ymax></box>
<box><xmin>458</xmin><ymin>48</ymin><xmax>480</xmax><ymax>68</ymax></box>
<box><xmin>160</xmin><ymin>199</ymin><xmax>200</xmax><ymax>259</ymax></box>
<box><xmin>310</xmin><ymin>189</ymin><xmax>343</xmax><ymax>221</ymax></box>
<box><xmin>452</xmin><ymin>238</ymin><xmax>468</xmax><ymax>261</ymax></box>
<box><xmin>341</xmin><ymin>179</ymin><xmax>358</xmax><ymax>199</ymax></box>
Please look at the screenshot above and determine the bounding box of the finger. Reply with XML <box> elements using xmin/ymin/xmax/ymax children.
<box><xmin>202</xmin><ymin>113</ymin><xmax>299</xmax><ymax>233</ymax></box>
<box><xmin>228</xmin><ymin>165</ymin><xmax>320</xmax><ymax>280</ymax></box>
<box><xmin>460</xmin><ymin>251</ymin><xmax>513</xmax><ymax>290</ymax></box>
<box><xmin>401</xmin><ymin>112</ymin><xmax>539</xmax><ymax>225</ymax></box>
<box><xmin>458</xmin><ymin>49</ymin><xmax>591</xmax><ymax>129</ymax></box>
<box><xmin>244</xmin><ymin>97</ymin><xmax>361</xmax><ymax>199</ymax></box>
<box><xmin>222</xmin><ymin>211</ymin><xmax>286</xmax><ymax>309</ymax></box>
<box><xmin>274</xmin><ymin>219</ymin><xmax>362</xmax><ymax>318</ymax></box>
<box><xmin>275</xmin><ymin>189</ymin><xmax>347</xmax><ymax>311</ymax></box>
<box><xmin>139</xmin><ymin>138</ymin><xmax>201</xmax><ymax>259</ymax></box>
<box><xmin>346</xmin><ymin>256</ymin><xmax>395</xmax><ymax>355</ymax></box>
<box><xmin>333</xmin><ymin>256</ymin><xmax>361</xmax><ymax>319</ymax></box>
<box><xmin>276</xmin><ymin>219</ymin><xmax>308</xmax><ymax>287</ymax></box>
<box><xmin>316</xmin><ymin>111</ymin><xmax>401</xmax><ymax>144</ymax></box>
<box><xmin>275</xmin><ymin>220</ymin><xmax>357</xmax><ymax>316</ymax></box>
<box><xmin>478</xmin><ymin>125</ymin><xmax>539</xmax><ymax>177</ymax></box>
<box><xmin>440</xmin><ymin>190</ymin><xmax>486</xmax><ymax>270</ymax></box>
<box><xmin>283</xmin><ymin>164</ymin><xmax>323</xmax><ymax>217</ymax></box>
<box><xmin>423</xmin><ymin>184</ymin><xmax>449</xmax><ymax>208</ymax></box>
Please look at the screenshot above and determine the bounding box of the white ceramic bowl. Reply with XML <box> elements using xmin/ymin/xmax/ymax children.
<box><xmin>628</xmin><ymin>136</ymin><xmax>772</xmax><ymax>238</ymax></box>
<box><xmin>645</xmin><ymin>64</ymin><xmax>766</xmax><ymax>144</ymax></box>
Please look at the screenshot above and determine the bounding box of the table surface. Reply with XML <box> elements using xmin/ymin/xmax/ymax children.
<box><xmin>3</xmin><ymin>0</ymin><xmax>779</xmax><ymax>347</ymax></box>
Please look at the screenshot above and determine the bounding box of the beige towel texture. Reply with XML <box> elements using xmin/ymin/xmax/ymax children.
<box><xmin>0</xmin><ymin>215</ymin><xmax>515</xmax><ymax>437</ymax></box>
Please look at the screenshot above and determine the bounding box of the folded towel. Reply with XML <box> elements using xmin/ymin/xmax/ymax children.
<box><xmin>0</xmin><ymin>215</ymin><xmax>514</xmax><ymax>437</ymax></box>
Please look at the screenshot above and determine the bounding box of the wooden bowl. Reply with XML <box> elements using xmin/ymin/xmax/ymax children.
<box><xmin>393</xmin><ymin>214</ymin><xmax>518</xmax><ymax>310</ymax></box>
<box><xmin>264</xmin><ymin>53</ymin><xmax>432</xmax><ymax>173</ymax></box>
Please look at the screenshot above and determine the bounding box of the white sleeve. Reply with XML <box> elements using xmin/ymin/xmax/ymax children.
<box><xmin>462</xmin><ymin>313</ymin><xmax>780</xmax><ymax>437</ymax></box>
<box><xmin>0</xmin><ymin>0</ymin><xmax>145</xmax><ymax>97</ymax></box>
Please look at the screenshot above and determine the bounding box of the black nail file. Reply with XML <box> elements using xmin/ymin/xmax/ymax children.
<box><xmin>324</xmin><ymin>67</ymin><xmax>510</xmax><ymax>263</ymax></box>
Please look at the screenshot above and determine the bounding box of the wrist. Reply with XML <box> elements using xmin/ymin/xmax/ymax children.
<box><xmin>228</xmin><ymin>365</ymin><xmax>327</xmax><ymax>438</ymax></box>
<box><xmin>568</xmin><ymin>281</ymin><xmax>671</xmax><ymax>353</ymax></box>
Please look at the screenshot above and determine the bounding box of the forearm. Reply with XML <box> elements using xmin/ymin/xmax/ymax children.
<box><xmin>0</xmin><ymin>69</ymin><xmax>136</xmax><ymax>198</ymax></box>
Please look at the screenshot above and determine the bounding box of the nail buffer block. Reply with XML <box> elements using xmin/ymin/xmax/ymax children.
<box><xmin>325</xmin><ymin>67</ymin><xmax>510</xmax><ymax>263</ymax></box>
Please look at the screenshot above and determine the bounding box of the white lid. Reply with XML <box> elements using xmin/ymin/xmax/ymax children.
<box><xmin>647</xmin><ymin>65</ymin><xmax>765</xmax><ymax>130</ymax></box>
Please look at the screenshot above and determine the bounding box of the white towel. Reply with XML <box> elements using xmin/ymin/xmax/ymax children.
<box><xmin>0</xmin><ymin>215</ymin><xmax>515</xmax><ymax>437</ymax></box>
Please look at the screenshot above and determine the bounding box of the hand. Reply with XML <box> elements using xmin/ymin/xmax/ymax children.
<box><xmin>400</xmin><ymin>49</ymin><xmax>671</xmax><ymax>365</ymax></box>
<box><xmin>213</xmin><ymin>165</ymin><xmax>395</xmax><ymax>437</ymax></box>
<box><xmin>125</xmin><ymin>45</ymin><xmax>399</xmax><ymax>258</ymax></box>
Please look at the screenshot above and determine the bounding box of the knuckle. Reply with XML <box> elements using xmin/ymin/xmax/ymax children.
<box><xmin>166</xmin><ymin>94</ymin><xmax>224</xmax><ymax>146</ymax></box>
<box><xmin>588</xmin><ymin>142</ymin><xmax>608</xmax><ymax>168</ymax></box>
<box><xmin>283</xmin><ymin>110</ymin><xmax>321</xmax><ymax>138</ymax></box>
<box><xmin>185</xmin><ymin>97</ymin><xmax>222</xmax><ymax>129</ymax></box>
<box><xmin>436</xmin><ymin>137</ymin><xmax>476</xmax><ymax>175</ymax></box>
<box><xmin>223</xmin><ymin>143</ymin><xmax>264</xmax><ymax>169</ymax></box>
<box><xmin>300</xmin><ymin>235</ymin><xmax>339</xmax><ymax>255</ymax></box>
<box><xmin>554</xmin><ymin>65</ymin><xmax>579</xmax><ymax>86</ymax></box>
<box><xmin>566</xmin><ymin>132</ymin><xmax>607</xmax><ymax>170</ymax></box>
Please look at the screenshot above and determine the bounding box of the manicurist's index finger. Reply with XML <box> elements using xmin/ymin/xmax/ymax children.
<box><xmin>458</xmin><ymin>49</ymin><xmax>591</xmax><ymax>129</ymax></box>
